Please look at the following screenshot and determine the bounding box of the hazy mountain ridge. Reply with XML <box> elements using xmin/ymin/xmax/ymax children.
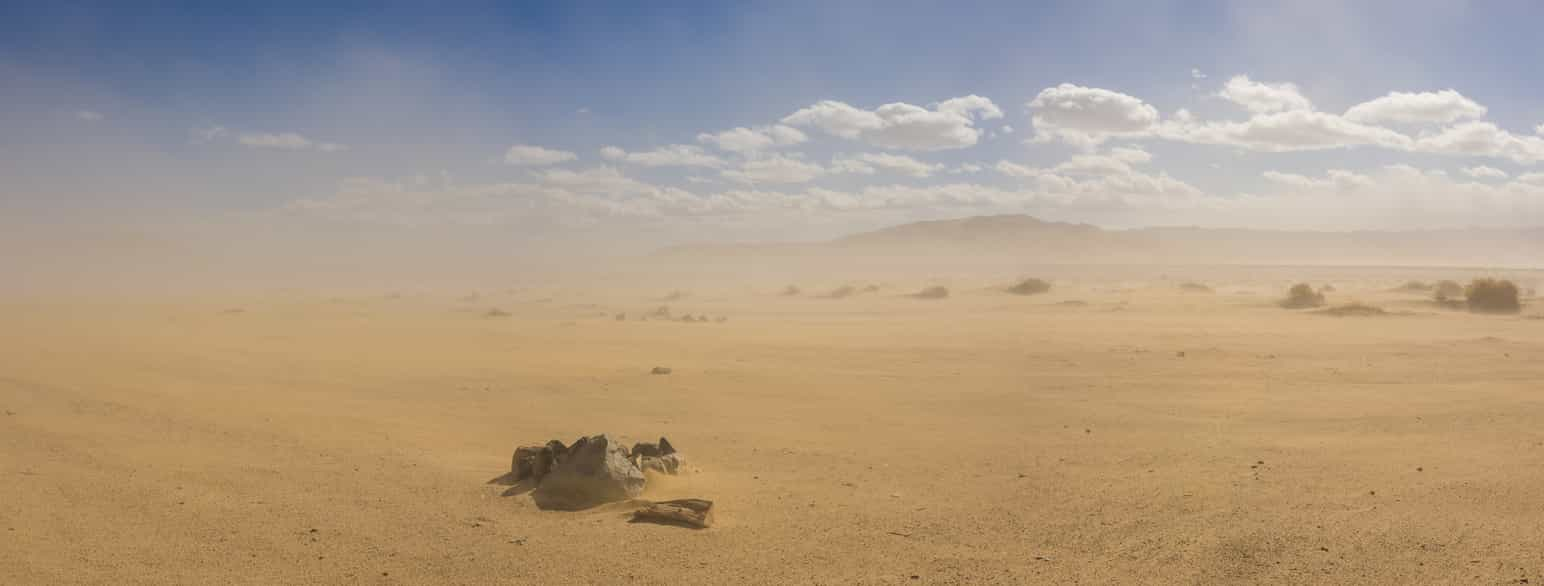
<box><xmin>661</xmin><ymin>214</ymin><xmax>1544</xmax><ymax>268</ymax></box>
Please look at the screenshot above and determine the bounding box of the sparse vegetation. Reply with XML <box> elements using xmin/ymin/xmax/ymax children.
<box><xmin>1433</xmin><ymin>280</ymin><xmax>1463</xmax><ymax>301</ymax></box>
<box><xmin>910</xmin><ymin>286</ymin><xmax>949</xmax><ymax>299</ymax></box>
<box><xmin>1316</xmin><ymin>303</ymin><xmax>1387</xmax><ymax>317</ymax></box>
<box><xmin>1178</xmin><ymin>282</ymin><xmax>1214</xmax><ymax>293</ymax></box>
<box><xmin>824</xmin><ymin>285</ymin><xmax>857</xmax><ymax>299</ymax></box>
<box><xmin>1280</xmin><ymin>283</ymin><xmax>1326</xmax><ymax>309</ymax></box>
<box><xmin>1007</xmin><ymin>278</ymin><xmax>1052</xmax><ymax>296</ymax></box>
<box><xmin>1395</xmin><ymin>280</ymin><xmax>1432</xmax><ymax>292</ymax></box>
<box><xmin>1465</xmin><ymin>278</ymin><xmax>1521</xmax><ymax>314</ymax></box>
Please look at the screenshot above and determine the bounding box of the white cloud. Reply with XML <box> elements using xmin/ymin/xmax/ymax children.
<box><xmin>1109</xmin><ymin>146</ymin><xmax>1152</xmax><ymax>164</ymax></box>
<box><xmin>1027</xmin><ymin>84</ymin><xmax>1159</xmax><ymax>148</ymax></box>
<box><xmin>1217</xmin><ymin>75</ymin><xmax>1313</xmax><ymax>114</ymax></box>
<box><xmin>721</xmin><ymin>154</ymin><xmax>825</xmax><ymax>184</ymax></box>
<box><xmin>1191</xmin><ymin>68</ymin><xmax>1207</xmax><ymax>80</ymax></box>
<box><xmin>696</xmin><ymin>124</ymin><xmax>807</xmax><ymax>153</ymax></box>
<box><xmin>1262</xmin><ymin>169</ymin><xmax>1371</xmax><ymax>190</ymax></box>
<box><xmin>1461</xmin><ymin>165</ymin><xmax>1508</xmax><ymax>180</ymax></box>
<box><xmin>832</xmin><ymin>152</ymin><xmax>942</xmax><ymax>178</ymax></box>
<box><xmin>781</xmin><ymin>95</ymin><xmax>1003</xmax><ymax>151</ymax></box>
<box><xmin>75</xmin><ymin>110</ymin><xmax>104</xmax><ymax>122</ymax></box>
<box><xmin>502</xmin><ymin>144</ymin><xmax>577</xmax><ymax>166</ymax></box>
<box><xmin>1344</xmin><ymin>90</ymin><xmax>1486</xmax><ymax>124</ymax></box>
<box><xmin>1001</xmin><ymin>125</ymin><xmax>1014</xmax><ymax>134</ymax></box>
<box><xmin>1537</xmin><ymin>123</ymin><xmax>1544</xmax><ymax>136</ymax></box>
<box><xmin>598</xmin><ymin>144</ymin><xmax>723</xmax><ymax>167</ymax></box>
<box><xmin>192</xmin><ymin>126</ymin><xmax>346</xmax><ymax>152</ymax></box>
<box><xmin>1163</xmin><ymin>109</ymin><xmax>1411</xmax><ymax>152</ymax></box>
<box><xmin>1412</xmin><ymin>121</ymin><xmax>1544</xmax><ymax>163</ymax></box>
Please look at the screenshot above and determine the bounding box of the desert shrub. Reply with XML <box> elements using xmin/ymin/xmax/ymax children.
<box><xmin>484</xmin><ymin>308</ymin><xmax>510</xmax><ymax>317</ymax></box>
<box><xmin>662</xmin><ymin>290</ymin><xmax>690</xmax><ymax>301</ymax></box>
<box><xmin>1280</xmin><ymin>282</ymin><xmax>1326</xmax><ymax>309</ymax></box>
<box><xmin>1432</xmin><ymin>280</ymin><xmax>1464</xmax><ymax>301</ymax></box>
<box><xmin>824</xmin><ymin>285</ymin><xmax>856</xmax><ymax>299</ymax></box>
<box><xmin>1319</xmin><ymin>284</ymin><xmax>1336</xmax><ymax>293</ymax></box>
<box><xmin>1007</xmin><ymin>278</ymin><xmax>1052</xmax><ymax>296</ymax></box>
<box><xmin>862</xmin><ymin>284</ymin><xmax>881</xmax><ymax>293</ymax></box>
<box><xmin>1465</xmin><ymin>278</ymin><xmax>1521</xmax><ymax>314</ymax></box>
<box><xmin>1395</xmin><ymin>280</ymin><xmax>1432</xmax><ymax>292</ymax></box>
<box><xmin>1178</xmin><ymin>282</ymin><xmax>1214</xmax><ymax>293</ymax></box>
<box><xmin>781</xmin><ymin>285</ymin><xmax>801</xmax><ymax>296</ymax></box>
<box><xmin>1316</xmin><ymin>303</ymin><xmax>1387</xmax><ymax>317</ymax></box>
<box><xmin>911</xmin><ymin>286</ymin><xmax>949</xmax><ymax>299</ymax></box>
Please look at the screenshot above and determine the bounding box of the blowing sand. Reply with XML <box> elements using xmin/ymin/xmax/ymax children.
<box><xmin>4</xmin><ymin>274</ymin><xmax>1544</xmax><ymax>584</ymax></box>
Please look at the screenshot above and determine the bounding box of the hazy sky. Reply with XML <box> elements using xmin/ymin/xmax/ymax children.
<box><xmin>4</xmin><ymin>0</ymin><xmax>1544</xmax><ymax>254</ymax></box>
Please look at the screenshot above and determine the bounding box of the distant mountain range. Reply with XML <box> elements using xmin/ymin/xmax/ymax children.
<box><xmin>661</xmin><ymin>214</ymin><xmax>1544</xmax><ymax>268</ymax></box>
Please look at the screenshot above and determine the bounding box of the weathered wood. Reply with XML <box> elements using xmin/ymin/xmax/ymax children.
<box><xmin>632</xmin><ymin>498</ymin><xmax>713</xmax><ymax>528</ymax></box>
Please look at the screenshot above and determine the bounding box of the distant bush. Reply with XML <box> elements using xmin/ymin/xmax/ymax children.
<box><xmin>1432</xmin><ymin>280</ymin><xmax>1464</xmax><ymax>301</ymax></box>
<box><xmin>911</xmin><ymin>286</ymin><xmax>949</xmax><ymax>299</ymax></box>
<box><xmin>1395</xmin><ymin>280</ymin><xmax>1432</xmax><ymax>292</ymax></box>
<box><xmin>1007</xmin><ymin>278</ymin><xmax>1052</xmax><ymax>296</ymax></box>
<box><xmin>1178</xmin><ymin>282</ymin><xmax>1214</xmax><ymax>293</ymax></box>
<box><xmin>1316</xmin><ymin>303</ymin><xmax>1387</xmax><ymax>317</ymax></box>
<box><xmin>1465</xmin><ymin>278</ymin><xmax>1521</xmax><ymax>314</ymax></box>
<box><xmin>824</xmin><ymin>285</ymin><xmax>856</xmax><ymax>299</ymax></box>
<box><xmin>781</xmin><ymin>285</ymin><xmax>801</xmax><ymax>296</ymax></box>
<box><xmin>1279</xmin><ymin>283</ymin><xmax>1326</xmax><ymax>309</ymax></box>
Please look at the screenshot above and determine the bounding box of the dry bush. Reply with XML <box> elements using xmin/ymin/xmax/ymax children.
<box><xmin>1395</xmin><ymin>280</ymin><xmax>1432</xmax><ymax>292</ymax></box>
<box><xmin>1465</xmin><ymin>278</ymin><xmax>1521</xmax><ymax>314</ymax></box>
<box><xmin>1007</xmin><ymin>278</ymin><xmax>1052</xmax><ymax>296</ymax></box>
<box><xmin>910</xmin><ymin>286</ymin><xmax>949</xmax><ymax>299</ymax></box>
<box><xmin>1316</xmin><ymin>303</ymin><xmax>1387</xmax><ymax>317</ymax></box>
<box><xmin>662</xmin><ymin>290</ymin><xmax>690</xmax><ymax>301</ymax></box>
<box><xmin>1279</xmin><ymin>283</ymin><xmax>1326</xmax><ymax>309</ymax></box>
<box><xmin>824</xmin><ymin>285</ymin><xmax>857</xmax><ymax>299</ymax></box>
<box><xmin>484</xmin><ymin>308</ymin><xmax>511</xmax><ymax>318</ymax></box>
<box><xmin>1432</xmin><ymin>280</ymin><xmax>1464</xmax><ymax>301</ymax></box>
<box><xmin>781</xmin><ymin>285</ymin><xmax>801</xmax><ymax>296</ymax></box>
<box><xmin>1178</xmin><ymin>282</ymin><xmax>1214</xmax><ymax>293</ymax></box>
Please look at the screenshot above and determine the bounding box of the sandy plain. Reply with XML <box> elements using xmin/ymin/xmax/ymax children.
<box><xmin>4</xmin><ymin>268</ymin><xmax>1544</xmax><ymax>584</ymax></box>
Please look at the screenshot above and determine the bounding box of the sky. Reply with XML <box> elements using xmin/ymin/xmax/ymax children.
<box><xmin>4</xmin><ymin>0</ymin><xmax>1544</xmax><ymax>264</ymax></box>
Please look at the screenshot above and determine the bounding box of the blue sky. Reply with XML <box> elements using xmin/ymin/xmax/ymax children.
<box><xmin>4</xmin><ymin>1</ymin><xmax>1544</xmax><ymax>251</ymax></box>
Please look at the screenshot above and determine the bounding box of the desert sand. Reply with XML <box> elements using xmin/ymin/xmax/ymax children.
<box><xmin>4</xmin><ymin>269</ymin><xmax>1544</xmax><ymax>584</ymax></box>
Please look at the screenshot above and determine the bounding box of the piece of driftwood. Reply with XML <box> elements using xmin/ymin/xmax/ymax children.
<box><xmin>632</xmin><ymin>498</ymin><xmax>713</xmax><ymax>529</ymax></box>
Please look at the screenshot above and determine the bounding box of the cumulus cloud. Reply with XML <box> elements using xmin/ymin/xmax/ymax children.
<box><xmin>781</xmin><ymin>95</ymin><xmax>1003</xmax><ymax>151</ymax></box>
<box><xmin>1217</xmin><ymin>75</ymin><xmax>1313</xmax><ymax>114</ymax></box>
<box><xmin>503</xmin><ymin>144</ymin><xmax>577</xmax><ymax>166</ymax></box>
<box><xmin>1163</xmin><ymin>109</ymin><xmax>1411</xmax><ymax>152</ymax></box>
<box><xmin>831</xmin><ymin>152</ymin><xmax>942</xmax><ymax>178</ymax></box>
<box><xmin>598</xmin><ymin>144</ymin><xmax>723</xmax><ymax>167</ymax></box>
<box><xmin>1027</xmin><ymin>84</ymin><xmax>1159</xmax><ymax>148</ymax></box>
<box><xmin>1344</xmin><ymin>90</ymin><xmax>1486</xmax><ymax>124</ymax></box>
<box><xmin>1461</xmin><ymin>165</ymin><xmax>1508</xmax><ymax>180</ymax></box>
<box><xmin>1412</xmin><ymin>121</ymin><xmax>1544</xmax><ymax>163</ymax></box>
<box><xmin>1262</xmin><ymin>169</ymin><xmax>1371</xmax><ymax>190</ymax></box>
<box><xmin>193</xmin><ymin>125</ymin><xmax>346</xmax><ymax>152</ymax></box>
<box><xmin>721</xmin><ymin>154</ymin><xmax>825</xmax><ymax>184</ymax></box>
<box><xmin>696</xmin><ymin>124</ymin><xmax>807</xmax><ymax>153</ymax></box>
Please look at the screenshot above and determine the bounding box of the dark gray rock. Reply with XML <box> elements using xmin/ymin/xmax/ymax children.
<box><xmin>533</xmin><ymin>434</ymin><xmax>645</xmax><ymax>510</ymax></box>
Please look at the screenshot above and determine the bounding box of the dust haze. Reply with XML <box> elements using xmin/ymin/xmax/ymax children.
<box><xmin>5</xmin><ymin>214</ymin><xmax>1544</xmax><ymax>583</ymax></box>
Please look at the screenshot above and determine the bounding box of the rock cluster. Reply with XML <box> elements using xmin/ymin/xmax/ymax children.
<box><xmin>511</xmin><ymin>434</ymin><xmax>685</xmax><ymax>510</ymax></box>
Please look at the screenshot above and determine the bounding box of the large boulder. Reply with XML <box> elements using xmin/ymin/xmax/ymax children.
<box><xmin>532</xmin><ymin>434</ymin><xmax>645</xmax><ymax>510</ymax></box>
